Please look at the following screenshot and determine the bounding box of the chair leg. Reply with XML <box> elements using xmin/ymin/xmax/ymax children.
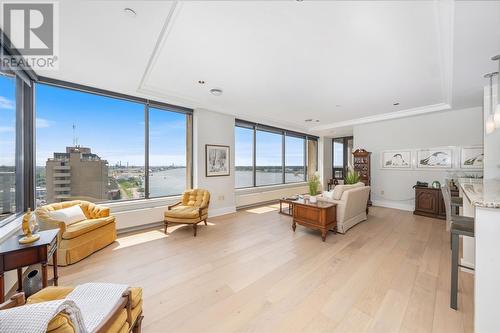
<box><xmin>451</xmin><ymin>232</ymin><xmax>459</xmax><ymax>310</ymax></box>
<box><xmin>164</xmin><ymin>221</ymin><xmax>168</xmax><ymax>234</ymax></box>
<box><xmin>204</xmin><ymin>219</ymin><xmax>207</xmax><ymax>226</ymax></box>
<box><xmin>193</xmin><ymin>223</ymin><xmax>197</xmax><ymax>237</ymax></box>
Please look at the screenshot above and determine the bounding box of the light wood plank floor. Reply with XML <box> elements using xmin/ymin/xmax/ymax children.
<box><xmin>58</xmin><ymin>205</ymin><xmax>474</xmax><ymax>333</ymax></box>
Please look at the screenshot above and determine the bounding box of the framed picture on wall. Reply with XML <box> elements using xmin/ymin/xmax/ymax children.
<box><xmin>461</xmin><ymin>146</ymin><xmax>484</xmax><ymax>169</ymax></box>
<box><xmin>206</xmin><ymin>144</ymin><xmax>230</xmax><ymax>177</ymax></box>
<box><xmin>381</xmin><ymin>150</ymin><xmax>412</xmax><ymax>169</ymax></box>
<box><xmin>416</xmin><ymin>148</ymin><xmax>453</xmax><ymax>169</ymax></box>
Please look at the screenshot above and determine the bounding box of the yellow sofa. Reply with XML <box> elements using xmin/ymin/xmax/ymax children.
<box><xmin>35</xmin><ymin>200</ymin><xmax>117</xmax><ymax>266</ymax></box>
<box><xmin>0</xmin><ymin>286</ymin><xmax>143</xmax><ymax>333</ymax></box>
<box><xmin>164</xmin><ymin>189</ymin><xmax>210</xmax><ymax>237</ymax></box>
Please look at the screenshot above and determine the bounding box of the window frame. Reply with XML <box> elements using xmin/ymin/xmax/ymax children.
<box><xmin>34</xmin><ymin>77</ymin><xmax>193</xmax><ymax>204</ymax></box>
<box><xmin>235</xmin><ymin>119</ymin><xmax>318</xmax><ymax>189</ymax></box>
<box><xmin>332</xmin><ymin>136</ymin><xmax>353</xmax><ymax>180</ymax></box>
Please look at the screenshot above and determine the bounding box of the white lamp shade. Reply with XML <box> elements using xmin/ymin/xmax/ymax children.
<box><xmin>486</xmin><ymin>114</ymin><xmax>496</xmax><ymax>134</ymax></box>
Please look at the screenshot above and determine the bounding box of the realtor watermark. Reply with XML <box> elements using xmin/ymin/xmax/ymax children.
<box><xmin>1</xmin><ymin>1</ymin><xmax>59</xmax><ymax>70</ymax></box>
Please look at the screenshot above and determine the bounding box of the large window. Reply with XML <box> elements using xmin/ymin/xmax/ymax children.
<box><xmin>35</xmin><ymin>82</ymin><xmax>192</xmax><ymax>206</ymax></box>
<box><xmin>235</xmin><ymin>120</ymin><xmax>317</xmax><ymax>188</ymax></box>
<box><xmin>332</xmin><ymin>136</ymin><xmax>353</xmax><ymax>180</ymax></box>
<box><xmin>148</xmin><ymin>107</ymin><xmax>187</xmax><ymax>197</ymax></box>
<box><xmin>235</xmin><ymin>126</ymin><xmax>254</xmax><ymax>188</ymax></box>
<box><xmin>0</xmin><ymin>74</ymin><xmax>17</xmax><ymax>222</ymax></box>
<box><xmin>256</xmin><ymin>130</ymin><xmax>283</xmax><ymax>186</ymax></box>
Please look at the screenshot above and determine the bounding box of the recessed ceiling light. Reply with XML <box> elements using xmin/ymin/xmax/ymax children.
<box><xmin>305</xmin><ymin>119</ymin><xmax>319</xmax><ymax>123</ymax></box>
<box><xmin>335</xmin><ymin>104</ymin><xmax>341</xmax><ymax>107</ymax></box>
<box><xmin>305</xmin><ymin>119</ymin><xmax>313</xmax><ymax>122</ymax></box>
<box><xmin>210</xmin><ymin>88</ymin><xmax>223</xmax><ymax>96</ymax></box>
<box><xmin>393</xmin><ymin>102</ymin><xmax>400</xmax><ymax>106</ymax></box>
<box><xmin>124</xmin><ymin>8</ymin><xmax>136</xmax><ymax>17</ymax></box>
<box><xmin>198</xmin><ymin>80</ymin><xmax>205</xmax><ymax>84</ymax></box>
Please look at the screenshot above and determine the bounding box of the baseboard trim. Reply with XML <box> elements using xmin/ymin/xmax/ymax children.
<box><xmin>209</xmin><ymin>206</ymin><xmax>237</xmax><ymax>217</ymax></box>
<box><xmin>372</xmin><ymin>199</ymin><xmax>413</xmax><ymax>212</ymax></box>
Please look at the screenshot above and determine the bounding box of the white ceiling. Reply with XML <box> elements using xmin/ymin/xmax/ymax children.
<box><xmin>31</xmin><ymin>0</ymin><xmax>500</xmax><ymax>135</ymax></box>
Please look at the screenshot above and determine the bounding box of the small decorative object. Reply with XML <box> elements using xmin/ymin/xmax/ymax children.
<box><xmin>381</xmin><ymin>150</ymin><xmax>412</xmax><ymax>169</ymax></box>
<box><xmin>205</xmin><ymin>144</ymin><xmax>230</xmax><ymax>177</ymax></box>
<box><xmin>344</xmin><ymin>168</ymin><xmax>360</xmax><ymax>184</ymax></box>
<box><xmin>309</xmin><ymin>196</ymin><xmax>317</xmax><ymax>203</ymax></box>
<box><xmin>333</xmin><ymin>178</ymin><xmax>339</xmax><ymax>186</ymax></box>
<box><xmin>19</xmin><ymin>209</ymin><xmax>40</xmax><ymax>244</ymax></box>
<box><xmin>308</xmin><ymin>173</ymin><xmax>320</xmax><ymax>196</ymax></box>
<box><xmin>23</xmin><ymin>269</ymin><xmax>42</xmax><ymax>298</ymax></box>
<box><xmin>417</xmin><ymin>148</ymin><xmax>453</xmax><ymax>169</ymax></box>
<box><xmin>460</xmin><ymin>146</ymin><xmax>484</xmax><ymax>169</ymax></box>
<box><xmin>432</xmin><ymin>181</ymin><xmax>441</xmax><ymax>189</ymax></box>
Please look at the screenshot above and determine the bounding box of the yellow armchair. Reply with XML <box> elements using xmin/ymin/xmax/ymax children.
<box><xmin>0</xmin><ymin>286</ymin><xmax>143</xmax><ymax>333</ymax></box>
<box><xmin>35</xmin><ymin>200</ymin><xmax>117</xmax><ymax>266</ymax></box>
<box><xmin>164</xmin><ymin>189</ymin><xmax>210</xmax><ymax>237</ymax></box>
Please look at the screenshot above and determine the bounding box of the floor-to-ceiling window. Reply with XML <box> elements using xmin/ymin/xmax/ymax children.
<box><xmin>332</xmin><ymin>136</ymin><xmax>353</xmax><ymax>180</ymax></box>
<box><xmin>235</xmin><ymin>120</ymin><xmax>317</xmax><ymax>188</ymax></box>
<box><xmin>235</xmin><ymin>125</ymin><xmax>254</xmax><ymax>188</ymax></box>
<box><xmin>35</xmin><ymin>81</ymin><xmax>192</xmax><ymax>206</ymax></box>
<box><xmin>0</xmin><ymin>73</ymin><xmax>17</xmax><ymax>223</ymax></box>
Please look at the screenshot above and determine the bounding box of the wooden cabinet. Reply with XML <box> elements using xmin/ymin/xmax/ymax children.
<box><xmin>353</xmin><ymin>149</ymin><xmax>371</xmax><ymax>206</ymax></box>
<box><xmin>414</xmin><ymin>187</ymin><xmax>446</xmax><ymax>219</ymax></box>
<box><xmin>292</xmin><ymin>199</ymin><xmax>337</xmax><ymax>242</ymax></box>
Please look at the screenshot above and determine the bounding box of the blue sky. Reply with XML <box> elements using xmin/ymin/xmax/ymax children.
<box><xmin>235</xmin><ymin>127</ymin><xmax>305</xmax><ymax>167</ymax></box>
<box><xmin>35</xmin><ymin>83</ymin><xmax>187</xmax><ymax>166</ymax></box>
<box><xmin>0</xmin><ymin>75</ymin><xmax>16</xmax><ymax>166</ymax></box>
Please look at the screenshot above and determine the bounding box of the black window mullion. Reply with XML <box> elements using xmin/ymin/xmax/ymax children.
<box><xmin>144</xmin><ymin>103</ymin><xmax>150</xmax><ymax>199</ymax></box>
<box><xmin>252</xmin><ymin>125</ymin><xmax>256</xmax><ymax>187</ymax></box>
<box><xmin>282</xmin><ymin>132</ymin><xmax>285</xmax><ymax>184</ymax></box>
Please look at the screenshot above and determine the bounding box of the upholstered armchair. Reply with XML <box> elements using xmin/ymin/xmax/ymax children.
<box><xmin>164</xmin><ymin>189</ymin><xmax>210</xmax><ymax>237</ymax></box>
<box><xmin>35</xmin><ymin>200</ymin><xmax>117</xmax><ymax>266</ymax></box>
<box><xmin>0</xmin><ymin>286</ymin><xmax>143</xmax><ymax>333</ymax></box>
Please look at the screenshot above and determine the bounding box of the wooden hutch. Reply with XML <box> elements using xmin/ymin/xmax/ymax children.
<box><xmin>352</xmin><ymin>149</ymin><xmax>371</xmax><ymax>206</ymax></box>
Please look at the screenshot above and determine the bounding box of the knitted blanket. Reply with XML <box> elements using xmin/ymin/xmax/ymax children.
<box><xmin>0</xmin><ymin>282</ymin><xmax>128</xmax><ymax>333</ymax></box>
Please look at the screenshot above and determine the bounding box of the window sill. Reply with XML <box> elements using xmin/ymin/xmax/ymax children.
<box><xmin>0</xmin><ymin>215</ymin><xmax>22</xmax><ymax>242</ymax></box>
<box><xmin>103</xmin><ymin>195</ymin><xmax>182</xmax><ymax>212</ymax></box>
<box><xmin>235</xmin><ymin>182</ymin><xmax>308</xmax><ymax>195</ymax></box>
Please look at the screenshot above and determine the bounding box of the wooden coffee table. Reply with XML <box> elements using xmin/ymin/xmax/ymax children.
<box><xmin>291</xmin><ymin>199</ymin><xmax>337</xmax><ymax>241</ymax></box>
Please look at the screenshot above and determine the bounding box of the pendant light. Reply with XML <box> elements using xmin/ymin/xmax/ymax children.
<box><xmin>492</xmin><ymin>55</ymin><xmax>500</xmax><ymax>127</ymax></box>
<box><xmin>484</xmin><ymin>72</ymin><xmax>498</xmax><ymax>134</ymax></box>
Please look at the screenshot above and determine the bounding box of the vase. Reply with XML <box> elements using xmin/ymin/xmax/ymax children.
<box><xmin>309</xmin><ymin>196</ymin><xmax>317</xmax><ymax>203</ymax></box>
<box><xmin>23</xmin><ymin>269</ymin><xmax>42</xmax><ymax>298</ymax></box>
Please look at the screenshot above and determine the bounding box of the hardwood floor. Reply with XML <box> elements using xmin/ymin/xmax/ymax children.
<box><xmin>58</xmin><ymin>205</ymin><xmax>474</xmax><ymax>333</ymax></box>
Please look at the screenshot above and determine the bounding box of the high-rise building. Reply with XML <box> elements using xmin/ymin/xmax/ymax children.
<box><xmin>45</xmin><ymin>146</ymin><xmax>108</xmax><ymax>203</ymax></box>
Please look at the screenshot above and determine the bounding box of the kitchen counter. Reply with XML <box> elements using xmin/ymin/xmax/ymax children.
<box><xmin>460</xmin><ymin>179</ymin><xmax>500</xmax><ymax>209</ymax></box>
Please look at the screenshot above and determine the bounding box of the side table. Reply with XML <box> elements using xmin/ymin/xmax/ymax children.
<box><xmin>0</xmin><ymin>228</ymin><xmax>59</xmax><ymax>303</ymax></box>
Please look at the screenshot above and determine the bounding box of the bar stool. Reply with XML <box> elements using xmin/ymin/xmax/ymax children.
<box><xmin>441</xmin><ymin>186</ymin><xmax>475</xmax><ymax>310</ymax></box>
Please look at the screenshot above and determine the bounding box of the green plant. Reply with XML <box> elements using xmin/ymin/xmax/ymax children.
<box><xmin>344</xmin><ymin>169</ymin><xmax>360</xmax><ymax>184</ymax></box>
<box><xmin>308</xmin><ymin>173</ymin><xmax>320</xmax><ymax>196</ymax></box>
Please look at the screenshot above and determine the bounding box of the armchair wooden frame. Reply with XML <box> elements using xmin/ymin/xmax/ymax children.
<box><xmin>164</xmin><ymin>200</ymin><xmax>210</xmax><ymax>237</ymax></box>
<box><xmin>0</xmin><ymin>290</ymin><xmax>144</xmax><ymax>333</ymax></box>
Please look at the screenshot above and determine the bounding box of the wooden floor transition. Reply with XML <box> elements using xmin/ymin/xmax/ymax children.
<box><xmin>58</xmin><ymin>205</ymin><xmax>474</xmax><ymax>333</ymax></box>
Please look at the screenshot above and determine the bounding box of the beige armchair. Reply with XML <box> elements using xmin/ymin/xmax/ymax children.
<box><xmin>35</xmin><ymin>200</ymin><xmax>116</xmax><ymax>266</ymax></box>
<box><xmin>318</xmin><ymin>183</ymin><xmax>370</xmax><ymax>233</ymax></box>
<box><xmin>164</xmin><ymin>189</ymin><xmax>210</xmax><ymax>237</ymax></box>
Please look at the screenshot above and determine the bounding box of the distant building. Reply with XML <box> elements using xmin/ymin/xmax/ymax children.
<box><xmin>45</xmin><ymin>146</ymin><xmax>108</xmax><ymax>203</ymax></box>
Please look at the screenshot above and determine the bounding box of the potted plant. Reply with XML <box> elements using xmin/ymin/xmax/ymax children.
<box><xmin>308</xmin><ymin>173</ymin><xmax>320</xmax><ymax>203</ymax></box>
<box><xmin>344</xmin><ymin>168</ymin><xmax>361</xmax><ymax>185</ymax></box>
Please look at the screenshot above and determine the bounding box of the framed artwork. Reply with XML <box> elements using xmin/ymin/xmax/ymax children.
<box><xmin>381</xmin><ymin>150</ymin><xmax>412</xmax><ymax>169</ymax></box>
<box><xmin>417</xmin><ymin>148</ymin><xmax>453</xmax><ymax>169</ymax></box>
<box><xmin>461</xmin><ymin>146</ymin><xmax>484</xmax><ymax>169</ymax></box>
<box><xmin>206</xmin><ymin>144</ymin><xmax>230</xmax><ymax>177</ymax></box>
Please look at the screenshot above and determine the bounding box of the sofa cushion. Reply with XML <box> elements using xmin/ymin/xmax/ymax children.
<box><xmin>48</xmin><ymin>205</ymin><xmax>86</xmax><ymax>226</ymax></box>
<box><xmin>332</xmin><ymin>182</ymin><xmax>365</xmax><ymax>200</ymax></box>
<box><xmin>322</xmin><ymin>190</ymin><xmax>335</xmax><ymax>200</ymax></box>
<box><xmin>62</xmin><ymin>216</ymin><xmax>115</xmax><ymax>240</ymax></box>
<box><xmin>182</xmin><ymin>189</ymin><xmax>210</xmax><ymax>207</ymax></box>
<box><xmin>165</xmin><ymin>205</ymin><xmax>207</xmax><ymax>219</ymax></box>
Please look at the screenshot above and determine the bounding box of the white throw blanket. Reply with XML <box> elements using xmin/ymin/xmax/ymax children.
<box><xmin>0</xmin><ymin>282</ymin><xmax>128</xmax><ymax>333</ymax></box>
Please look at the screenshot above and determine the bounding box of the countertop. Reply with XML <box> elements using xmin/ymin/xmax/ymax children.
<box><xmin>460</xmin><ymin>179</ymin><xmax>500</xmax><ymax>209</ymax></box>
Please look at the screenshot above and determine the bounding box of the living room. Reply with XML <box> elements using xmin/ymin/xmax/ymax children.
<box><xmin>0</xmin><ymin>1</ymin><xmax>499</xmax><ymax>332</ymax></box>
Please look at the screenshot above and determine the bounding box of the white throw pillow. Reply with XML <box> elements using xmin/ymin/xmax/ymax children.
<box><xmin>48</xmin><ymin>205</ymin><xmax>87</xmax><ymax>225</ymax></box>
<box><xmin>322</xmin><ymin>190</ymin><xmax>335</xmax><ymax>200</ymax></box>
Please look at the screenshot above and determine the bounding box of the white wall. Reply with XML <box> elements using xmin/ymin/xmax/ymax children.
<box><xmin>193</xmin><ymin>109</ymin><xmax>237</xmax><ymax>216</ymax></box>
<box><xmin>484</xmin><ymin>82</ymin><xmax>500</xmax><ymax>179</ymax></box>
<box><xmin>353</xmin><ymin>107</ymin><xmax>483</xmax><ymax>211</ymax></box>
